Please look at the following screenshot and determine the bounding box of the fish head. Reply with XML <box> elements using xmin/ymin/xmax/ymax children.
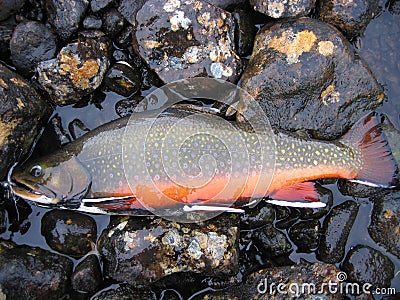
<box><xmin>10</xmin><ymin>152</ymin><xmax>91</xmax><ymax>207</ymax></box>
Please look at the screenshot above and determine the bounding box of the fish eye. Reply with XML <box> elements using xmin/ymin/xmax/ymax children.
<box><xmin>30</xmin><ymin>165</ymin><xmax>43</xmax><ymax>177</ymax></box>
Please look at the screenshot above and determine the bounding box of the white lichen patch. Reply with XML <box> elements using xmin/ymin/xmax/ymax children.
<box><xmin>187</xmin><ymin>239</ymin><xmax>203</xmax><ymax>259</ymax></box>
<box><xmin>210</xmin><ymin>62</ymin><xmax>233</xmax><ymax>78</ymax></box>
<box><xmin>205</xmin><ymin>232</ymin><xmax>227</xmax><ymax>265</ymax></box>
<box><xmin>321</xmin><ymin>84</ymin><xmax>341</xmax><ymax>105</ymax></box>
<box><xmin>318</xmin><ymin>41</ymin><xmax>334</xmax><ymax>56</ymax></box>
<box><xmin>163</xmin><ymin>0</ymin><xmax>181</xmax><ymax>12</ymax></box>
<box><xmin>267</xmin><ymin>1</ymin><xmax>286</xmax><ymax>18</ymax></box>
<box><xmin>170</xmin><ymin>10</ymin><xmax>192</xmax><ymax>31</ymax></box>
<box><xmin>183</xmin><ymin>46</ymin><xmax>202</xmax><ymax>63</ymax></box>
<box><xmin>144</xmin><ymin>40</ymin><xmax>163</xmax><ymax>49</ymax></box>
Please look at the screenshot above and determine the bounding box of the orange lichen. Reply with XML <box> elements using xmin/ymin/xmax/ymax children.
<box><xmin>59</xmin><ymin>50</ymin><xmax>100</xmax><ymax>90</ymax></box>
<box><xmin>268</xmin><ymin>29</ymin><xmax>317</xmax><ymax>64</ymax></box>
<box><xmin>318</xmin><ymin>41</ymin><xmax>334</xmax><ymax>56</ymax></box>
<box><xmin>383</xmin><ymin>210</ymin><xmax>394</xmax><ymax>219</ymax></box>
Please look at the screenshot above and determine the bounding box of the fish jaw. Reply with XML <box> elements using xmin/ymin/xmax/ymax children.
<box><xmin>10</xmin><ymin>185</ymin><xmax>60</xmax><ymax>205</ymax></box>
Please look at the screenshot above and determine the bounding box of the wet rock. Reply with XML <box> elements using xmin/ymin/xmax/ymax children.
<box><xmin>41</xmin><ymin>209</ymin><xmax>97</xmax><ymax>256</ymax></box>
<box><xmin>250</xmin><ymin>0</ymin><xmax>316</xmax><ymax>18</ymax></box>
<box><xmin>115</xmin><ymin>25</ymin><xmax>134</xmax><ymax>49</ymax></box>
<box><xmin>68</xmin><ymin>118</ymin><xmax>90</xmax><ymax>140</ymax></box>
<box><xmin>299</xmin><ymin>183</ymin><xmax>334</xmax><ymax>220</ymax></box>
<box><xmin>288</xmin><ymin>219</ymin><xmax>320</xmax><ymax>253</ymax></box>
<box><xmin>253</xmin><ymin>224</ymin><xmax>293</xmax><ymax>257</ymax></box>
<box><xmin>45</xmin><ymin>0</ymin><xmax>89</xmax><ymax>40</ymax></box>
<box><xmin>240</xmin><ymin>202</ymin><xmax>275</xmax><ymax>230</ymax></box>
<box><xmin>0</xmin><ymin>0</ymin><xmax>25</xmax><ymax>21</ymax></box>
<box><xmin>134</xmin><ymin>0</ymin><xmax>242</xmax><ymax>83</ymax></box>
<box><xmin>207</xmin><ymin>0</ymin><xmax>246</xmax><ymax>10</ymax></box>
<box><xmin>91</xmin><ymin>0</ymin><xmax>114</xmax><ymax>13</ymax></box>
<box><xmin>118</xmin><ymin>0</ymin><xmax>147</xmax><ymax>26</ymax></box>
<box><xmin>369</xmin><ymin>190</ymin><xmax>400</xmax><ymax>258</ymax></box>
<box><xmin>0</xmin><ymin>63</ymin><xmax>50</xmax><ymax>180</ymax></box>
<box><xmin>71</xmin><ymin>254</ymin><xmax>102</xmax><ymax>293</ymax></box>
<box><xmin>239</xmin><ymin>17</ymin><xmax>384</xmax><ymax>140</ymax></box>
<box><xmin>98</xmin><ymin>214</ymin><xmax>239</xmax><ymax>286</ymax></box>
<box><xmin>318</xmin><ymin>0</ymin><xmax>381</xmax><ymax>38</ymax></box>
<box><xmin>0</xmin><ymin>209</ymin><xmax>6</xmax><ymax>234</ymax></box>
<box><xmin>37</xmin><ymin>31</ymin><xmax>110</xmax><ymax>105</ymax></box>
<box><xmin>317</xmin><ymin>200</ymin><xmax>359</xmax><ymax>263</ymax></box>
<box><xmin>0</xmin><ymin>241</ymin><xmax>73</xmax><ymax>299</ymax></box>
<box><xmin>10</xmin><ymin>21</ymin><xmax>57</xmax><ymax>75</ymax></box>
<box><xmin>115</xmin><ymin>94</ymin><xmax>145</xmax><ymax>117</ymax></box>
<box><xmin>91</xmin><ymin>284</ymin><xmax>155</xmax><ymax>299</ymax></box>
<box><xmin>202</xmin><ymin>262</ymin><xmax>342</xmax><ymax>299</ymax></box>
<box><xmin>0</xmin><ymin>23</ymin><xmax>14</xmax><ymax>62</ymax></box>
<box><xmin>274</xmin><ymin>207</ymin><xmax>301</xmax><ymax>229</ymax></box>
<box><xmin>337</xmin><ymin>179</ymin><xmax>384</xmax><ymax>198</ymax></box>
<box><xmin>83</xmin><ymin>15</ymin><xmax>103</xmax><ymax>30</ymax></box>
<box><xmin>104</xmin><ymin>61</ymin><xmax>141</xmax><ymax>96</ymax></box>
<box><xmin>232</xmin><ymin>9</ymin><xmax>256</xmax><ymax>57</ymax></box>
<box><xmin>341</xmin><ymin>245</ymin><xmax>395</xmax><ymax>288</ymax></box>
<box><xmin>102</xmin><ymin>8</ymin><xmax>125</xmax><ymax>39</ymax></box>
<box><xmin>382</xmin><ymin>114</ymin><xmax>400</xmax><ymax>166</ymax></box>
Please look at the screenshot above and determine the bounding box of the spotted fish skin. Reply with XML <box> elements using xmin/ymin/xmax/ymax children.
<box><xmin>10</xmin><ymin>109</ymin><xmax>398</xmax><ymax>211</ymax></box>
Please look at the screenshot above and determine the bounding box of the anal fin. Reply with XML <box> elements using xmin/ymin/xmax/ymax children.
<box><xmin>270</xmin><ymin>182</ymin><xmax>320</xmax><ymax>202</ymax></box>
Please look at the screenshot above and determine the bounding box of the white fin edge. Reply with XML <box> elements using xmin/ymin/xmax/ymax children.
<box><xmin>183</xmin><ymin>205</ymin><xmax>245</xmax><ymax>213</ymax></box>
<box><xmin>266</xmin><ymin>199</ymin><xmax>326</xmax><ymax>208</ymax></box>
<box><xmin>349</xmin><ymin>180</ymin><xmax>391</xmax><ymax>188</ymax></box>
<box><xmin>82</xmin><ymin>196</ymin><xmax>135</xmax><ymax>203</ymax></box>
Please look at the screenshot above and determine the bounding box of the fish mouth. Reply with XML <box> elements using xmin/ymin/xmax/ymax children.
<box><xmin>9</xmin><ymin>179</ymin><xmax>60</xmax><ymax>206</ymax></box>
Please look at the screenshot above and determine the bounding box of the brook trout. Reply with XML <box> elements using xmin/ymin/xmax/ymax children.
<box><xmin>8</xmin><ymin>108</ymin><xmax>398</xmax><ymax>214</ymax></box>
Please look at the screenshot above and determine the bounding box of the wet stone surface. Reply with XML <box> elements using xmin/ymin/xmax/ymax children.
<box><xmin>201</xmin><ymin>262</ymin><xmax>342</xmax><ymax>299</ymax></box>
<box><xmin>288</xmin><ymin>219</ymin><xmax>320</xmax><ymax>253</ymax></box>
<box><xmin>41</xmin><ymin>209</ymin><xmax>97</xmax><ymax>257</ymax></box>
<box><xmin>318</xmin><ymin>0</ymin><xmax>381</xmax><ymax>38</ymax></box>
<box><xmin>37</xmin><ymin>31</ymin><xmax>110</xmax><ymax>105</ymax></box>
<box><xmin>341</xmin><ymin>245</ymin><xmax>395</xmax><ymax>288</ymax></box>
<box><xmin>0</xmin><ymin>0</ymin><xmax>25</xmax><ymax>21</ymax></box>
<box><xmin>134</xmin><ymin>0</ymin><xmax>242</xmax><ymax>83</ymax></box>
<box><xmin>240</xmin><ymin>17</ymin><xmax>383</xmax><ymax>140</ymax></box>
<box><xmin>91</xmin><ymin>283</ymin><xmax>156</xmax><ymax>299</ymax></box>
<box><xmin>253</xmin><ymin>224</ymin><xmax>293</xmax><ymax>257</ymax></box>
<box><xmin>71</xmin><ymin>254</ymin><xmax>103</xmax><ymax>293</ymax></box>
<box><xmin>99</xmin><ymin>214</ymin><xmax>239</xmax><ymax>286</ymax></box>
<box><xmin>118</xmin><ymin>0</ymin><xmax>148</xmax><ymax>26</ymax></box>
<box><xmin>10</xmin><ymin>21</ymin><xmax>57</xmax><ymax>75</ymax></box>
<box><xmin>250</xmin><ymin>0</ymin><xmax>316</xmax><ymax>18</ymax></box>
<box><xmin>317</xmin><ymin>200</ymin><xmax>359</xmax><ymax>263</ymax></box>
<box><xmin>104</xmin><ymin>61</ymin><xmax>142</xmax><ymax>97</ymax></box>
<box><xmin>0</xmin><ymin>63</ymin><xmax>50</xmax><ymax>180</ymax></box>
<box><xmin>0</xmin><ymin>240</ymin><xmax>73</xmax><ymax>299</ymax></box>
<box><xmin>45</xmin><ymin>0</ymin><xmax>89</xmax><ymax>40</ymax></box>
<box><xmin>369</xmin><ymin>190</ymin><xmax>400</xmax><ymax>259</ymax></box>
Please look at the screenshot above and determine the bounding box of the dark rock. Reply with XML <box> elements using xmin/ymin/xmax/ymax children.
<box><xmin>37</xmin><ymin>31</ymin><xmax>110</xmax><ymax>105</ymax></box>
<box><xmin>10</xmin><ymin>21</ymin><xmax>57</xmax><ymax>75</ymax></box>
<box><xmin>91</xmin><ymin>0</ymin><xmax>114</xmax><ymax>13</ymax></box>
<box><xmin>118</xmin><ymin>0</ymin><xmax>147</xmax><ymax>26</ymax></box>
<box><xmin>317</xmin><ymin>200</ymin><xmax>359</xmax><ymax>263</ymax></box>
<box><xmin>341</xmin><ymin>245</ymin><xmax>395</xmax><ymax>288</ymax></box>
<box><xmin>19</xmin><ymin>0</ymin><xmax>45</xmax><ymax>22</ymax></box>
<box><xmin>288</xmin><ymin>219</ymin><xmax>320</xmax><ymax>253</ymax></box>
<box><xmin>71</xmin><ymin>254</ymin><xmax>102</xmax><ymax>293</ymax></box>
<box><xmin>0</xmin><ymin>63</ymin><xmax>50</xmax><ymax>180</ymax></box>
<box><xmin>134</xmin><ymin>0</ymin><xmax>242</xmax><ymax>83</ymax></box>
<box><xmin>382</xmin><ymin>293</ymin><xmax>400</xmax><ymax>300</ymax></box>
<box><xmin>0</xmin><ymin>209</ymin><xmax>6</xmax><ymax>233</ymax></box>
<box><xmin>232</xmin><ymin>9</ymin><xmax>256</xmax><ymax>57</ymax></box>
<box><xmin>104</xmin><ymin>61</ymin><xmax>141</xmax><ymax>96</ymax></box>
<box><xmin>115</xmin><ymin>94</ymin><xmax>145</xmax><ymax>117</ymax></box>
<box><xmin>207</xmin><ymin>0</ymin><xmax>246</xmax><ymax>10</ymax></box>
<box><xmin>240</xmin><ymin>202</ymin><xmax>275</xmax><ymax>230</ymax></box>
<box><xmin>299</xmin><ymin>184</ymin><xmax>334</xmax><ymax>219</ymax></box>
<box><xmin>41</xmin><ymin>209</ymin><xmax>97</xmax><ymax>256</ymax></box>
<box><xmin>102</xmin><ymin>8</ymin><xmax>125</xmax><ymax>39</ymax></box>
<box><xmin>382</xmin><ymin>114</ymin><xmax>400</xmax><ymax>167</ymax></box>
<box><xmin>0</xmin><ymin>23</ymin><xmax>15</xmax><ymax>62</ymax></box>
<box><xmin>45</xmin><ymin>0</ymin><xmax>89</xmax><ymax>40</ymax></box>
<box><xmin>202</xmin><ymin>262</ymin><xmax>343</xmax><ymax>299</ymax></box>
<box><xmin>274</xmin><ymin>207</ymin><xmax>301</xmax><ymax>229</ymax></box>
<box><xmin>98</xmin><ymin>214</ymin><xmax>239</xmax><ymax>286</ymax></box>
<box><xmin>115</xmin><ymin>25</ymin><xmax>134</xmax><ymax>49</ymax></box>
<box><xmin>91</xmin><ymin>283</ymin><xmax>155</xmax><ymax>299</ymax></box>
<box><xmin>318</xmin><ymin>0</ymin><xmax>381</xmax><ymax>38</ymax></box>
<box><xmin>83</xmin><ymin>15</ymin><xmax>103</xmax><ymax>30</ymax></box>
<box><xmin>338</xmin><ymin>179</ymin><xmax>384</xmax><ymax>198</ymax></box>
<box><xmin>0</xmin><ymin>241</ymin><xmax>73</xmax><ymax>299</ymax></box>
<box><xmin>389</xmin><ymin>0</ymin><xmax>400</xmax><ymax>14</ymax></box>
<box><xmin>253</xmin><ymin>224</ymin><xmax>293</xmax><ymax>257</ymax></box>
<box><xmin>369</xmin><ymin>190</ymin><xmax>400</xmax><ymax>258</ymax></box>
<box><xmin>141</xmin><ymin>65</ymin><xmax>163</xmax><ymax>90</ymax></box>
<box><xmin>0</xmin><ymin>0</ymin><xmax>25</xmax><ymax>21</ymax></box>
<box><xmin>250</xmin><ymin>0</ymin><xmax>316</xmax><ymax>18</ymax></box>
<box><xmin>239</xmin><ymin>17</ymin><xmax>384</xmax><ymax>140</ymax></box>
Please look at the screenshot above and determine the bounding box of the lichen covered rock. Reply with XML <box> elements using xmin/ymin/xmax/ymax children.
<box><xmin>134</xmin><ymin>0</ymin><xmax>242</xmax><ymax>83</ymax></box>
<box><xmin>250</xmin><ymin>0</ymin><xmax>316</xmax><ymax>18</ymax></box>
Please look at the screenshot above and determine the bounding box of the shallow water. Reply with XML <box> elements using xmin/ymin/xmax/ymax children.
<box><xmin>1</xmin><ymin>9</ymin><xmax>400</xmax><ymax>299</ymax></box>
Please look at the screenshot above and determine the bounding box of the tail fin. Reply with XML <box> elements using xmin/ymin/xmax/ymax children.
<box><xmin>341</xmin><ymin>112</ymin><xmax>398</xmax><ymax>187</ymax></box>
